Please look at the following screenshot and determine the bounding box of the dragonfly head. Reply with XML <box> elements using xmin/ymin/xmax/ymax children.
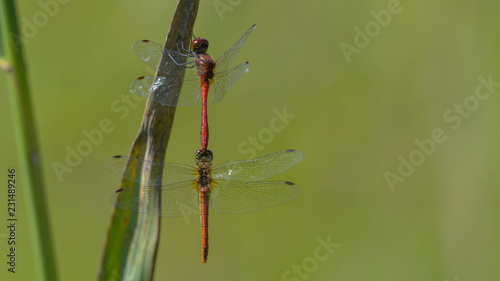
<box><xmin>192</xmin><ymin>38</ymin><xmax>209</xmax><ymax>54</ymax></box>
<box><xmin>195</xmin><ymin>149</ymin><xmax>213</xmax><ymax>163</ymax></box>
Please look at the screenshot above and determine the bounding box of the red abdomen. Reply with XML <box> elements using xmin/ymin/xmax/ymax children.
<box><xmin>199</xmin><ymin>185</ymin><xmax>210</xmax><ymax>263</ymax></box>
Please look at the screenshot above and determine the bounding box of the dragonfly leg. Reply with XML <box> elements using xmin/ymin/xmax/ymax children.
<box><xmin>174</xmin><ymin>39</ymin><xmax>195</xmax><ymax>57</ymax></box>
<box><xmin>167</xmin><ymin>52</ymin><xmax>195</xmax><ymax>66</ymax></box>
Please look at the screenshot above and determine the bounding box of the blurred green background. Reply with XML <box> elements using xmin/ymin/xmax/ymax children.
<box><xmin>1</xmin><ymin>0</ymin><xmax>500</xmax><ymax>280</ymax></box>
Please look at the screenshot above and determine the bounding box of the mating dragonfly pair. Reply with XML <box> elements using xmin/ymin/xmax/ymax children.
<box><xmin>107</xmin><ymin>24</ymin><xmax>302</xmax><ymax>263</ymax></box>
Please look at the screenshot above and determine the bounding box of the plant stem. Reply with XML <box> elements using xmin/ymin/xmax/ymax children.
<box><xmin>98</xmin><ymin>1</ymin><xmax>199</xmax><ymax>280</ymax></box>
<box><xmin>0</xmin><ymin>1</ymin><xmax>59</xmax><ymax>281</ymax></box>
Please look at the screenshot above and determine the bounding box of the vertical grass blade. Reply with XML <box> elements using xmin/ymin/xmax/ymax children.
<box><xmin>0</xmin><ymin>1</ymin><xmax>59</xmax><ymax>281</ymax></box>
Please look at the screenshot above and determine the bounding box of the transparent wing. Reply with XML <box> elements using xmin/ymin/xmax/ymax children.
<box><xmin>132</xmin><ymin>40</ymin><xmax>165</xmax><ymax>70</ymax></box>
<box><xmin>209</xmin><ymin>61</ymin><xmax>250</xmax><ymax>104</ymax></box>
<box><xmin>106</xmin><ymin>155</ymin><xmax>196</xmax><ymax>186</ymax></box>
<box><xmin>130</xmin><ymin>76</ymin><xmax>156</xmax><ymax>99</ymax></box>
<box><xmin>210</xmin><ymin>180</ymin><xmax>300</xmax><ymax>214</ymax></box>
<box><xmin>131</xmin><ymin>40</ymin><xmax>203</xmax><ymax>107</ymax></box>
<box><xmin>130</xmin><ymin>75</ymin><xmax>201</xmax><ymax>107</ymax></box>
<box><xmin>215</xmin><ymin>24</ymin><xmax>256</xmax><ymax>73</ymax></box>
<box><xmin>131</xmin><ymin>25</ymin><xmax>255</xmax><ymax>107</ymax></box>
<box><xmin>212</xmin><ymin>149</ymin><xmax>303</xmax><ymax>182</ymax></box>
<box><xmin>110</xmin><ymin>182</ymin><xmax>200</xmax><ymax>217</ymax></box>
<box><xmin>132</xmin><ymin>40</ymin><xmax>193</xmax><ymax>73</ymax></box>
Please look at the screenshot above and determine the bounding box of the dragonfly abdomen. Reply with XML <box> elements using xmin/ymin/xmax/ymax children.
<box><xmin>199</xmin><ymin>185</ymin><xmax>210</xmax><ymax>263</ymax></box>
<box><xmin>200</xmin><ymin>82</ymin><xmax>210</xmax><ymax>150</ymax></box>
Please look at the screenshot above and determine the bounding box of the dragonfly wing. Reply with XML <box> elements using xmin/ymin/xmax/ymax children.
<box><xmin>132</xmin><ymin>40</ymin><xmax>192</xmax><ymax>73</ymax></box>
<box><xmin>210</xmin><ymin>180</ymin><xmax>300</xmax><ymax>214</ymax></box>
<box><xmin>110</xmin><ymin>181</ymin><xmax>200</xmax><ymax>217</ymax></box>
<box><xmin>130</xmin><ymin>76</ymin><xmax>157</xmax><ymax>99</ymax></box>
<box><xmin>150</xmin><ymin>75</ymin><xmax>202</xmax><ymax>107</ymax></box>
<box><xmin>132</xmin><ymin>40</ymin><xmax>204</xmax><ymax>107</ymax></box>
<box><xmin>210</xmin><ymin>61</ymin><xmax>250</xmax><ymax>104</ymax></box>
<box><xmin>132</xmin><ymin>40</ymin><xmax>164</xmax><ymax>70</ymax></box>
<box><xmin>215</xmin><ymin>24</ymin><xmax>256</xmax><ymax>72</ymax></box>
<box><xmin>130</xmin><ymin>75</ymin><xmax>202</xmax><ymax>107</ymax></box>
<box><xmin>212</xmin><ymin>149</ymin><xmax>303</xmax><ymax>181</ymax></box>
<box><xmin>106</xmin><ymin>155</ymin><xmax>196</xmax><ymax>186</ymax></box>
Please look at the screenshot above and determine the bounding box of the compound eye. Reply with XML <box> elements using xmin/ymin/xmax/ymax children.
<box><xmin>195</xmin><ymin>149</ymin><xmax>213</xmax><ymax>161</ymax></box>
<box><xmin>192</xmin><ymin>38</ymin><xmax>209</xmax><ymax>53</ymax></box>
<box><xmin>195</xmin><ymin>149</ymin><xmax>203</xmax><ymax>161</ymax></box>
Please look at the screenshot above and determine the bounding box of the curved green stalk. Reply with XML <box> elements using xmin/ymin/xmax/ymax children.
<box><xmin>97</xmin><ymin>1</ymin><xmax>199</xmax><ymax>280</ymax></box>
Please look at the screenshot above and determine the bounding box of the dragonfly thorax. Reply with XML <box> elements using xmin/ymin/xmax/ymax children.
<box><xmin>195</xmin><ymin>149</ymin><xmax>213</xmax><ymax>185</ymax></box>
<box><xmin>197</xmin><ymin>164</ymin><xmax>212</xmax><ymax>186</ymax></box>
<box><xmin>195</xmin><ymin>54</ymin><xmax>216</xmax><ymax>83</ymax></box>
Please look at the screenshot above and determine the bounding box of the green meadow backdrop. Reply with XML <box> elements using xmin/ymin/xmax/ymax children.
<box><xmin>1</xmin><ymin>0</ymin><xmax>499</xmax><ymax>280</ymax></box>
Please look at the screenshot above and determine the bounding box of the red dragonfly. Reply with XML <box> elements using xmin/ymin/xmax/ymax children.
<box><xmin>130</xmin><ymin>24</ymin><xmax>256</xmax><ymax>150</ymax></box>
<box><xmin>106</xmin><ymin>149</ymin><xmax>302</xmax><ymax>263</ymax></box>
